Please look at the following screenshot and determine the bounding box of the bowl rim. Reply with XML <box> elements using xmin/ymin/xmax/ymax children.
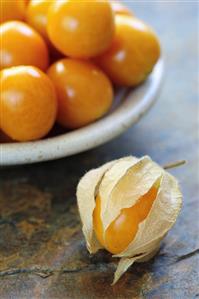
<box><xmin>0</xmin><ymin>58</ymin><xmax>164</xmax><ymax>166</ymax></box>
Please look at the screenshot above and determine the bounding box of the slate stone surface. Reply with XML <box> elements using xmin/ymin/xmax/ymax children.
<box><xmin>0</xmin><ymin>2</ymin><xmax>198</xmax><ymax>298</ymax></box>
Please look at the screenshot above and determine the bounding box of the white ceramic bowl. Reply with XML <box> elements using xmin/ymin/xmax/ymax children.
<box><xmin>0</xmin><ymin>59</ymin><xmax>164</xmax><ymax>166</ymax></box>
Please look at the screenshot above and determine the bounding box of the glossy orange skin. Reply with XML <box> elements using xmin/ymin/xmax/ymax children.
<box><xmin>26</xmin><ymin>0</ymin><xmax>53</xmax><ymax>41</ymax></box>
<box><xmin>111</xmin><ymin>1</ymin><xmax>133</xmax><ymax>16</ymax></box>
<box><xmin>0</xmin><ymin>21</ymin><xmax>49</xmax><ymax>71</ymax></box>
<box><xmin>47</xmin><ymin>0</ymin><xmax>115</xmax><ymax>58</ymax></box>
<box><xmin>47</xmin><ymin>59</ymin><xmax>113</xmax><ymax>129</ymax></box>
<box><xmin>0</xmin><ymin>66</ymin><xmax>57</xmax><ymax>141</ymax></box>
<box><xmin>0</xmin><ymin>0</ymin><xmax>26</xmax><ymax>23</ymax></box>
<box><xmin>95</xmin><ymin>15</ymin><xmax>161</xmax><ymax>87</ymax></box>
<box><xmin>93</xmin><ymin>186</ymin><xmax>158</xmax><ymax>254</ymax></box>
<box><xmin>26</xmin><ymin>0</ymin><xmax>63</xmax><ymax>61</ymax></box>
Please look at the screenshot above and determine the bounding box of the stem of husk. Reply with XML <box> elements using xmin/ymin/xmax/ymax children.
<box><xmin>163</xmin><ymin>160</ymin><xmax>186</xmax><ymax>170</ymax></box>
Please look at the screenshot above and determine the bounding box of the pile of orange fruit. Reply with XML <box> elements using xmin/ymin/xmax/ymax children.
<box><xmin>0</xmin><ymin>0</ymin><xmax>160</xmax><ymax>142</ymax></box>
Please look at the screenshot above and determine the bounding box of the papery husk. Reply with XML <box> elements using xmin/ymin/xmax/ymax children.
<box><xmin>112</xmin><ymin>245</ymin><xmax>160</xmax><ymax>285</ymax></box>
<box><xmin>76</xmin><ymin>156</ymin><xmax>182</xmax><ymax>284</ymax></box>
<box><xmin>77</xmin><ymin>161</ymin><xmax>114</xmax><ymax>253</ymax></box>
<box><xmin>99</xmin><ymin>156</ymin><xmax>163</xmax><ymax>232</ymax></box>
<box><xmin>112</xmin><ymin>167</ymin><xmax>182</xmax><ymax>284</ymax></box>
<box><xmin>77</xmin><ymin>156</ymin><xmax>137</xmax><ymax>253</ymax></box>
<box><xmin>116</xmin><ymin>172</ymin><xmax>182</xmax><ymax>258</ymax></box>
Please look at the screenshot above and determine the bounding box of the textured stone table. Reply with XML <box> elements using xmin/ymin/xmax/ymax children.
<box><xmin>0</xmin><ymin>2</ymin><xmax>198</xmax><ymax>298</ymax></box>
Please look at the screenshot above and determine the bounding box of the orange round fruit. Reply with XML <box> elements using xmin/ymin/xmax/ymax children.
<box><xmin>0</xmin><ymin>66</ymin><xmax>57</xmax><ymax>141</ymax></box>
<box><xmin>47</xmin><ymin>0</ymin><xmax>115</xmax><ymax>58</ymax></box>
<box><xmin>47</xmin><ymin>58</ymin><xmax>113</xmax><ymax>129</ymax></box>
<box><xmin>0</xmin><ymin>0</ymin><xmax>26</xmax><ymax>23</ymax></box>
<box><xmin>0</xmin><ymin>21</ymin><xmax>49</xmax><ymax>71</ymax></box>
<box><xmin>95</xmin><ymin>15</ymin><xmax>161</xmax><ymax>86</ymax></box>
<box><xmin>111</xmin><ymin>1</ymin><xmax>133</xmax><ymax>16</ymax></box>
<box><xmin>26</xmin><ymin>0</ymin><xmax>53</xmax><ymax>41</ymax></box>
<box><xmin>93</xmin><ymin>186</ymin><xmax>158</xmax><ymax>254</ymax></box>
<box><xmin>26</xmin><ymin>0</ymin><xmax>63</xmax><ymax>61</ymax></box>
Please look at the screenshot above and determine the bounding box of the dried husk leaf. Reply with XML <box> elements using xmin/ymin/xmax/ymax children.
<box><xmin>99</xmin><ymin>156</ymin><xmax>163</xmax><ymax>231</ymax></box>
<box><xmin>99</xmin><ymin>156</ymin><xmax>139</xmax><ymax>218</ymax></box>
<box><xmin>77</xmin><ymin>156</ymin><xmax>138</xmax><ymax>253</ymax></box>
<box><xmin>76</xmin><ymin>156</ymin><xmax>182</xmax><ymax>284</ymax></box>
<box><xmin>77</xmin><ymin>161</ymin><xmax>114</xmax><ymax>253</ymax></box>
<box><xmin>113</xmin><ymin>246</ymin><xmax>160</xmax><ymax>285</ymax></box>
<box><xmin>117</xmin><ymin>171</ymin><xmax>182</xmax><ymax>258</ymax></box>
<box><xmin>112</xmin><ymin>170</ymin><xmax>182</xmax><ymax>283</ymax></box>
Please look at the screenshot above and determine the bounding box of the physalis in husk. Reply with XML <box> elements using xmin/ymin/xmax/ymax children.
<box><xmin>77</xmin><ymin>156</ymin><xmax>182</xmax><ymax>284</ymax></box>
